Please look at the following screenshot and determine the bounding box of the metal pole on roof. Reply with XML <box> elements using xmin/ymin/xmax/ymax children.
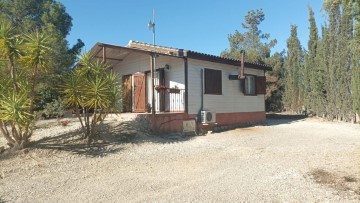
<box><xmin>148</xmin><ymin>9</ymin><xmax>156</xmax><ymax>115</ymax></box>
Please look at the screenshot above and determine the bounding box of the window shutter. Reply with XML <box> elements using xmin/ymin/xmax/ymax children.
<box><xmin>204</xmin><ymin>69</ymin><xmax>222</xmax><ymax>95</ymax></box>
<box><xmin>240</xmin><ymin>78</ymin><xmax>245</xmax><ymax>93</ymax></box>
<box><xmin>256</xmin><ymin>76</ymin><xmax>266</xmax><ymax>94</ymax></box>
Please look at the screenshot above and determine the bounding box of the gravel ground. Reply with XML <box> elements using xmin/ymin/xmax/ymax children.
<box><xmin>0</xmin><ymin>116</ymin><xmax>359</xmax><ymax>202</ymax></box>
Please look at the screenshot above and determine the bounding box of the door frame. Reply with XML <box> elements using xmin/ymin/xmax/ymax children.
<box><xmin>133</xmin><ymin>73</ymin><xmax>146</xmax><ymax>113</ymax></box>
<box><xmin>122</xmin><ymin>74</ymin><xmax>132</xmax><ymax>112</ymax></box>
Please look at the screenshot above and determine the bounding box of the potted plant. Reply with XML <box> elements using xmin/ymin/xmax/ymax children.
<box><xmin>168</xmin><ymin>85</ymin><xmax>180</xmax><ymax>94</ymax></box>
<box><xmin>155</xmin><ymin>84</ymin><xmax>167</xmax><ymax>93</ymax></box>
<box><xmin>146</xmin><ymin>103</ymin><xmax>152</xmax><ymax>113</ymax></box>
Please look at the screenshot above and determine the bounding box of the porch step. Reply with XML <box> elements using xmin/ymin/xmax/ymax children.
<box><xmin>107</xmin><ymin>113</ymin><xmax>144</xmax><ymax>122</ymax></box>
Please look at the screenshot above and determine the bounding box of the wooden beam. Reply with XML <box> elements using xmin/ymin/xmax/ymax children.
<box><xmin>94</xmin><ymin>56</ymin><xmax>123</xmax><ymax>61</ymax></box>
<box><xmin>93</xmin><ymin>46</ymin><xmax>103</xmax><ymax>57</ymax></box>
<box><xmin>97</xmin><ymin>43</ymin><xmax>181</xmax><ymax>59</ymax></box>
<box><xmin>102</xmin><ymin>46</ymin><xmax>106</xmax><ymax>62</ymax></box>
<box><xmin>150</xmin><ymin>54</ymin><xmax>155</xmax><ymax>115</ymax></box>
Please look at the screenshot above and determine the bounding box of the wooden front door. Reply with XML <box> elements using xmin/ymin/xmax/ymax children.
<box><xmin>133</xmin><ymin>73</ymin><xmax>146</xmax><ymax>112</ymax></box>
<box><xmin>122</xmin><ymin>75</ymin><xmax>132</xmax><ymax>112</ymax></box>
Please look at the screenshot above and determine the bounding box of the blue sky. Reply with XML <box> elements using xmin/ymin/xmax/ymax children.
<box><xmin>58</xmin><ymin>0</ymin><xmax>325</xmax><ymax>56</ymax></box>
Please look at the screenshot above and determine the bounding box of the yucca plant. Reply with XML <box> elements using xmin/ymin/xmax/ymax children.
<box><xmin>0</xmin><ymin>89</ymin><xmax>33</xmax><ymax>148</ymax></box>
<box><xmin>19</xmin><ymin>31</ymin><xmax>52</xmax><ymax>114</ymax></box>
<box><xmin>0</xmin><ymin>20</ymin><xmax>52</xmax><ymax>149</ymax></box>
<box><xmin>0</xmin><ymin>69</ymin><xmax>34</xmax><ymax>148</ymax></box>
<box><xmin>0</xmin><ymin>20</ymin><xmax>22</xmax><ymax>92</ymax></box>
<box><xmin>62</xmin><ymin>51</ymin><xmax>121</xmax><ymax>141</ymax></box>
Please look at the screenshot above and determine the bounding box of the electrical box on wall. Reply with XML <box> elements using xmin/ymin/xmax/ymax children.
<box><xmin>183</xmin><ymin>120</ymin><xmax>196</xmax><ymax>134</ymax></box>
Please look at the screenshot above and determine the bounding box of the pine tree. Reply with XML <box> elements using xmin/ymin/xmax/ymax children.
<box><xmin>284</xmin><ymin>25</ymin><xmax>304</xmax><ymax>113</ymax></box>
<box><xmin>221</xmin><ymin>9</ymin><xmax>277</xmax><ymax>63</ymax></box>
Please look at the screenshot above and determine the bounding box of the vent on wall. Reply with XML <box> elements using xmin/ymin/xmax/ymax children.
<box><xmin>201</xmin><ymin>111</ymin><xmax>216</xmax><ymax>124</ymax></box>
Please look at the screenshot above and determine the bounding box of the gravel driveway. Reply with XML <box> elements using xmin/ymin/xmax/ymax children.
<box><xmin>1</xmin><ymin>116</ymin><xmax>359</xmax><ymax>202</ymax></box>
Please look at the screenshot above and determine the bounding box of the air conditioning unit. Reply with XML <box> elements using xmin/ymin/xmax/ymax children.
<box><xmin>201</xmin><ymin>111</ymin><xmax>216</xmax><ymax>124</ymax></box>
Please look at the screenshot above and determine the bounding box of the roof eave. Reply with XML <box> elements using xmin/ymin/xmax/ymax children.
<box><xmin>186</xmin><ymin>51</ymin><xmax>272</xmax><ymax>71</ymax></box>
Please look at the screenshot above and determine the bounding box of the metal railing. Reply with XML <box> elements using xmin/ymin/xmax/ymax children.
<box><xmin>155</xmin><ymin>88</ymin><xmax>185</xmax><ymax>112</ymax></box>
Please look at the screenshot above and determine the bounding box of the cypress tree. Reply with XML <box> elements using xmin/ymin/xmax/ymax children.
<box><xmin>352</xmin><ymin>0</ymin><xmax>360</xmax><ymax>121</ymax></box>
<box><xmin>337</xmin><ymin>0</ymin><xmax>353</xmax><ymax>121</ymax></box>
<box><xmin>265</xmin><ymin>51</ymin><xmax>285</xmax><ymax>111</ymax></box>
<box><xmin>313</xmin><ymin>26</ymin><xmax>328</xmax><ymax>117</ymax></box>
<box><xmin>320</xmin><ymin>0</ymin><xmax>355</xmax><ymax>121</ymax></box>
<box><xmin>305</xmin><ymin>5</ymin><xmax>319</xmax><ymax>114</ymax></box>
<box><xmin>324</xmin><ymin>0</ymin><xmax>341</xmax><ymax>120</ymax></box>
<box><xmin>284</xmin><ymin>25</ymin><xmax>304</xmax><ymax>113</ymax></box>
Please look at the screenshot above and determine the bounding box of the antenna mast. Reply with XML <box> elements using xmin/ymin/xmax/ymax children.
<box><xmin>148</xmin><ymin>9</ymin><xmax>156</xmax><ymax>115</ymax></box>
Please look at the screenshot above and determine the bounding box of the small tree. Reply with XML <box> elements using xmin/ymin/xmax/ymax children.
<box><xmin>283</xmin><ymin>25</ymin><xmax>304</xmax><ymax>113</ymax></box>
<box><xmin>0</xmin><ymin>21</ymin><xmax>52</xmax><ymax>149</ymax></box>
<box><xmin>62</xmin><ymin>52</ymin><xmax>121</xmax><ymax>142</ymax></box>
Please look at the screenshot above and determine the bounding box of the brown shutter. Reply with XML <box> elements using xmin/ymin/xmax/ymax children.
<box><xmin>204</xmin><ymin>69</ymin><xmax>222</xmax><ymax>95</ymax></box>
<box><xmin>240</xmin><ymin>78</ymin><xmax>245</xmax><ymax>93</ymax></box>
<box><xmin>256</xmin><ymin>76</ymin><xmax>266</xmax><ymax>94</ymax></box>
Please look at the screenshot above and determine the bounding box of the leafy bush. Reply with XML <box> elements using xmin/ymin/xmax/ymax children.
<box><xmin>42</xmin><ymin>98</ymin><xmax>65</xmax><ymax>119</ymax></box>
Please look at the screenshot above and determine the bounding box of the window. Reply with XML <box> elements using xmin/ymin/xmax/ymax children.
<box><xmin>204</xmin><ymin>68</ymin><xmax>222</xmax><ymax>95</ymax></box>
<box><xmin>244</xmin><ymin>75</ymin><xmax>256</xmax><ymax>95</ymax></box>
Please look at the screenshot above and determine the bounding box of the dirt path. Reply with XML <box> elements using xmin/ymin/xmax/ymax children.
<box><xmin>1</xmin><ymin>117</ymin><xmax>360</xmax><ymax>202</ymax></box>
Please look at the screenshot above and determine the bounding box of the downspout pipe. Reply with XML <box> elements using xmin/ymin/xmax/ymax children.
<box><xmin>198</xmin><ymin>68</ymin><xmax>204</xmax><ymax>122</ymax></box>
<box><xmin>239</xmin><ymin>50</ymin><xmax>245</xmax><ymax>79</ymax></box>
<box><xmin>200</xmin><ymin>69</ymin><xmax>204</xmax><ymax>111</ymax></box>
<box><xmin>184</xmin><ymin>57</ymin><xmax>189</xmax><ymax>113</ymax></box>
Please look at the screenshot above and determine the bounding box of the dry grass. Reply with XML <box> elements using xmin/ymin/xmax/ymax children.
<box><xmin>309</xmin><ymin>169</ymin><xmax>360</xmax><ymax>199</ymax></box>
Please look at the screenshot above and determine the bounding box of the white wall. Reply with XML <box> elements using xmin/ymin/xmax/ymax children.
<box><xmin>113</xmin><ymin>52</ymin><xmax>185</xmax><ymax>86</ymax></box>
<box><xmin>187</xmin><ymin>59</ymin><xmax>265</xmax><ymax>115</ymax></box>
<box><xmin>112</xmin><ymin>52</ymin><xmax>185</xmax><ymax>112</ymax></box>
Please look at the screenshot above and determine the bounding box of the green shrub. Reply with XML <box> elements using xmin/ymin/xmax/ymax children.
<box><xmin>42</xmin><ymin>98</ymin><xmax>65</xmax><ymax>119</ymax></box>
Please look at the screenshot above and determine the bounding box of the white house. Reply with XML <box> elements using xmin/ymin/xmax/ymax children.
<box><xmin>90</xmin><ymin>41</ymin><xmax>271</xmax><ymax>133</ymax></box>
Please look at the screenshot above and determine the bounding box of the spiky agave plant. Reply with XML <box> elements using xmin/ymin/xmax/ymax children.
<box><xmin>62</xmin><ymin>51</ymin><xmax>121</xmax><ymax>141</ymax></box>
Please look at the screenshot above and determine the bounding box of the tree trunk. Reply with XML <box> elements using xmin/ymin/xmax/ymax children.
<box><xmin>9</xmin><ymin>59</ymin><xmax>19</xmax><ymax>92</ymax></box>
<box><xmin>0</xmin><ymin>122</ymin><xmax>15</xmax><ymax>147</ymax></box>
<box><xmin>74</xmin><ymin>107</ymin><xmax>86</xmax><ymax>132</ymax></box>
<box><xmin>29</xmin><ymin>67</ymin><xmax>38</xmax><ymax>114</ymax></box>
